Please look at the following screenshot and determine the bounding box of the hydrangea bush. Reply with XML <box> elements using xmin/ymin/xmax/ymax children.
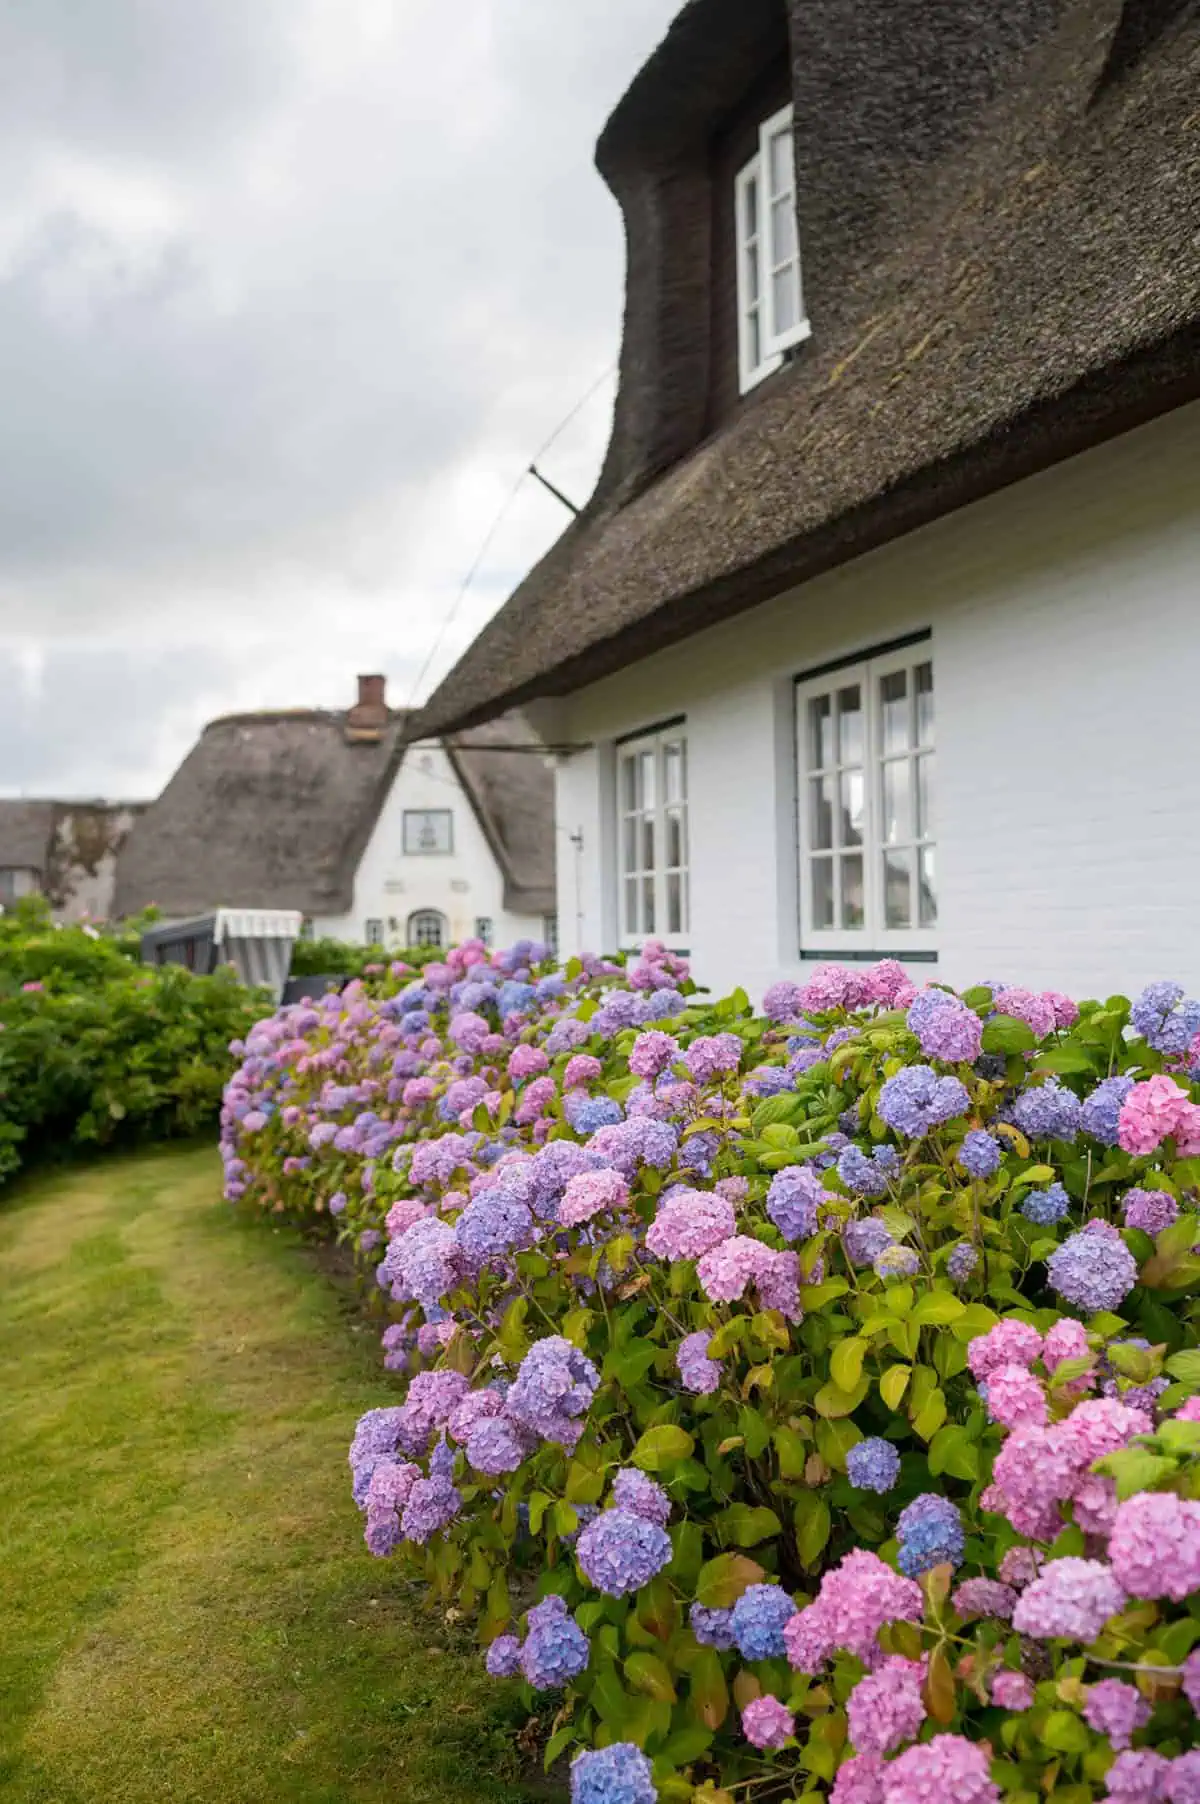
<box><xmin>225</xmin><ymin>948</ymin><xmax>1200</xmax><ymax>1804</ymax></box>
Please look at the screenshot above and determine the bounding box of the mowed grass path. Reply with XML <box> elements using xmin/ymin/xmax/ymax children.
<box><xmin>0</xmin><ymin>1144</ymin><xmax>539</xmax><ymax>1804</ymax></box>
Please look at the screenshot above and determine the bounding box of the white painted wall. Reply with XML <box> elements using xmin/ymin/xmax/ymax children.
<box><xmin>554</xmin><ymin>400</ymin><xmax>1200</xmax><ymax>1002</ymax></box>
<box><xmin>314</xmin><ymin>741</ymin><xmax>545</xmax><ymax>949</ymax></box>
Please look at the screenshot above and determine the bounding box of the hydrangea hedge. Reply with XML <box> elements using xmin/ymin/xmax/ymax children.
<box><xmin>223</xmin><ymin>943</ymin><xmax>1200</xmax><ymax>1804</ymax></box>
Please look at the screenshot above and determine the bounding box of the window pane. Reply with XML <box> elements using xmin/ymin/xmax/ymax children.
<box><xmin>642</xmin><ymin>877</ymin><xmax>655</xmax><ymax>934</ymax></box>
<box><xmin>808</xmin><ymin>694</ymin><xmax>833</xmax><ymax>770</ymax></box>
<box><xmin>916</xmin><ymin>754</ymin><xmax>935</xmax><ymax>839</ymax></box>
<box><xmin>664</xmin><ymin>741</ymin><xmax>685</xmax><ymax>804</ymax></box>
<box><xmin>839</xmin><ymin>769</ymin><xmax>864</xmax><ymax>847</ymax></box>
<box><xmin>772</xmin><ymin>263</ymin><xmax>799</xmax><ymax>335</ymax></box>
<box><xmin>882</xmin><ymin>759</ymin><xmax>912</xmax><ymax>845</ymax></box>
<box><xmin>622</xmin><ymin>755</ymin><xmax>638</xmax><ymax>812</ymax></box>
<box><xmin>666</xmin><ymin>809</ymin><xmax>684</xmax><ymax>870</ymax></box>
<box><xmin>770</xmin><ymin>196</ymin><xmax>796</xmax><ymax>266</ymax></box>
<box><xmin>883</xmin><ymin>851</ymin><xmax>912</xmax><ymax>929</ymax></box>
<box><xmin>744</xmin><ymin>240</ymin><xmax>760</xmax><ymax>305</ymax></box>
<box><xmin>623</xmin><ymin>815</ymin><xmax>639</xmax><ymax>875</ymax></box>
<box><xmin>810</xmin><ymin>776</ymin><xmax>834</xmax><ymax>851</ymax></box>
<box><xmin>639</xmin><ymin>749</ymin><xmax>656</xmax><ymax>810</ymax></box>
<box><xmin>880</xmin><ymin>670</ymin><xmax>909</xmax><ymax>754</ymax></box>
<box><xmin>918</xmin><ymin>846</ymin><xmax>938</xmax><ymax>928</ymax></box>
<box><xmin>768</xmin><ymin>127</ymin><xmax>792</xmax><ymax>199</ymax></box>
<box><xmin>742</xmin><ymin>174</ymin><xmax>759</xmax><ymax>238</ymax></box>
<box><xmin>624</xmin><ymin>879</ymin><xmax>639</xmax><ymax>935</ymax></box>
<box><xmin>811</xmin><ymin>857</ymin><xmax>834</xmax><ymax>929</ymax></box>
<box><xmin>641</xmin><ymin>817</ymin><xmax>655</xmax><ymax>872</ymax></box>
<box><xmin>667</xmin><ymin>872</ymin><xmax>682</xmax><ymax>935</ymax></box>
<box><xmin>746</xmin><ymin>302</ymin><xmax>761</xmax><ymax>369</ymax></box>
<box><xmin>915</xmin><ymin>662</ymin><xmax>934</xmax><ymax>746</ymax></box>
<box><xmin>837</xmin><ymin>686</ymin><xmax>862</xmax><ymax>764</ymax></box>
<box><xmin>841</xmin><ymin>854</ymin><xmax>865</xmax><ymax>929</ymax></box>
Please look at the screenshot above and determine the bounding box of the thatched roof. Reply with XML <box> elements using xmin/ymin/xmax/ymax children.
<box><xmin>0</xmin><ymin>802</ymin><xmax>58</xmax><ymax>872</ymax></box>
<box><xmin>111</xmin><ymin>703</ymin><xmax>555</xmax><ymax>921</ymax></box>
<box><xmin>416</xmin><ymin>0</ymin><xmax>1200</xmax><ymax>736</ymax></box>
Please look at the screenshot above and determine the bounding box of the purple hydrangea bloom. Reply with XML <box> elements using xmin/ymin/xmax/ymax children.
<box><xmin>766</xmin><ymin>1164</ymin><xmax>826</xmax><ymax>1240</ymax></box>
<box><xmin>610</xmin><ymin>1468</ymin><xmax>671</xmax><ymax>1527</ymax></box>
<box><xmin>690</xmin><ymin>1603</ymin><xmax>736</xmax><ymax>1649</ymax></box>
<box><xmin>896</xmin><ymin>1494</ymin><xmax>964</xmax><ymax>1575</ymax></box>
<box><xmin>1083</xmin><ymin>1678</ymin><xmax>1152</xmax><ymax>1750</ymax></box>
<box><xmin>485</xmin><ymin>1634</ymin><xmax>522</xmax><ymax>1677</ymax></box>
<box><xmin>1007</xmin><ymin>1078</ymin><xmax>1082</xmax><ymax>1143</ymax></box>
<box><xmin>683</xmin><ymin>1033</ymin><xmax>743</xmax><ymax>1084</ymax></box>
<box><xmin>1122</xmin><ymin>1188</ymin><xmax>1179</xmax><ymax>1235</ymax></box>
<box><xmin>677</xmin><ymin>1330</ymin><xmax>721</xmax><ymax>1394</ymax></box>
<box><xmin>1131</xmin><ymin>982</ymin><xmax>1200</xmax><ymax>1055</ymax></box>
<box><xmin>399</xmin><ymin>1474</ymin><xmax>462</xmax><ymax>1544</ymax></box>
<box><xmin>466</xmin><ymin>1416</ymin><xmax>527</xmax><ymax>1475</ymax></box>
<box><xmin>730</xmin><ymin>1583</ymin><xmax>796</xmax><ymax>1660</ymax></box>
<box><xmin>1048</xmin><ymin>1226</ymin><xmax>1139</xmax><ymax>1313</ymax></box>
<box><xmin>644</xmin><ymin>987</ymin><xmax>686</xmax><ymax>1020</ymax></box>
<box><xmin>507</xmin><ymin>1337</ymin><xmax>601</xmax><ymax>1446</ymax></box>
<box><xmin>837</xmin><ymin>1143</ymin><xmax>900</xmax><ymax>1198</ymax></box>
<box><xmin>846</xmin><ymin>1437</ymin><xmax>901</xmax><ymax>1493</ymax></box>
<box><xmin>1081</xmin><ymin>1075</ymin><xmax>1137</xmax><ymax>1147</ymax></box>
<box><xmin>874</xmin><ymin>1245</ymin><xmax>920</xmax><ymax>1280</ymax></box>
<box><xmin>1011</xmin><ymin>1557</ymin><xmax>1127</xmax><ymax>1641</ymax></box>
<box><xmin>570</xmin><ymin>1742</ymin><xmax>657</xmax><ymax>1804</ymax></box>
<box><xmin>957</xmin><ymin>1130</ymin><xmax>1002</xmax><ymax>1179</ymax></box>
<box><xmin>576</xmin><ymin>1508</ymin><xmax>672</xmax><ymax>1597</ymax></box>
<box><xmin>907</xmin><ymin>990</ymin><xmax>984</xmax><ymax>1064</ymax></box>
<box><xmin>1021</xmin><ymin>1182</ymin><xmax>1071</xmax><ymax>1226</ymax></box>
<box><xmin>947</xmin><ymin>1241</ymin><xmax>979</xmax><ymax>1281</ymax></box>
<box><xmin>380</xmin><ymin>1216</ymin><xmax>461</xmax><ymax>1307</ymax></box>
<box><xmin>744</xmin><ymin>1064</ymin><xmax>794</xmax><ymax>1098</ymax></box>
<box><xmin>843</xmin><ymin>1216</ymin><xmax>894</xmax><ymax>1268</ymax></box>
<box><xmin>520</xmin><ymin>1594</ymin><xmax>590</xmax><ymax>1689</ymax></box>
<box><xmin>454</xmin><ymin>1189</ymin><xmax>536</xmax><ymax>1261</ymax></box>
<box><xmin>878</xmin><ymin>1066</ymin><xmax>970</xmax><ymax>1137</ymax></box>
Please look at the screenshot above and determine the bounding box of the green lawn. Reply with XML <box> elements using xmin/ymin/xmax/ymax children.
<box><xmin>0</xmin><ymin>1144</ymin><xmax>541</xmax><ymax>1804</ymax></box>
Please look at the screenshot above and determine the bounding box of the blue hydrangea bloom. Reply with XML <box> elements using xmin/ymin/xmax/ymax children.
<box><xmin>846</xmin><ymin>1437</ymin><xmax>901</xmax><ymax>1493</ymax></box>
<box><xmin>645</xmin><ymin>988</ymin><xmax>686</xmax><ymax>1020</ymax></box>
<box><xmin>744</xmin><ymin>1065</ymin><xmax>795</xmax><ymax>1098</ymax></box>
<box><xmin>766</xmin><ymin>1164</ymin><xmax>825</xmax><ymax>1241</ymax></box>
<box><xmin>1131</xmin><ymin>982</ymin><xmax>1200</xmax><ymax>1055</ymax></box>
<box><xmin>570</xmin><ymin>1742</ymin><xmax>657</xmax><ymax>1804</ymax></box>
<box><xmin>1047</xmin><ymin>1227</ymin><xmax>1138</xmax><ymax>1313</ymax></box>
<box><xmin>689</xmin><ymin>1603</ymin><xmax>736</xmax><ymax>1649</ymax></box>
<box><xmin>1007</xmin><ymin>1078</ymin><xmax>1081</xmax><ymax>1143</ymax></box>
<box><xmin>1081</xmin><ymin>1075</ymin><xmax>1136</xmax><ymax>1146</ymax></box>
<box><xmin>1021</xmin><ymin>1182</ymin><xmax>1071</xmax><ymax>1226</ymax></box>
<box><xmin>498</xmin><ymin>980</ymin><xmax>536</xmax><ymax>1017</ymax></box>
<box><xmin>957</xmin><ymin>1129</ymin><xmax>1002</xmax><ymax>1179</ymax></box>
<box><xmin>507</xmin><ymin>1336</ymin><xmax>600</xmax><ymax>1444</ymax></box>
<box><xmin>878</xmin><ymin>1065</ymin><xmax>970</xmax><ymax>1137</ymax></box>
<box><xmin>520</xmin><ymin>1594</ymin><xmax>590</xmax><ymax>1689</ymax></box>
<box><xmin>947</xmin><ymin>1241</ymin><xmax>980</xmax><ymax>1281</ymax></box>
<box><xmin>843</xmin><ymin>1216</ymin><xmax>894</xmax><ymax>1268</ymax></box>
<box><xmin>568</xmin><ymin>1096</ymin><xmax>625</xmax><ymax>1136</ymax></box>
<box><xmin>485</xmin><ymin>1633</ymin><xmax>522</xmax><ymax>1677</ymax></box>
<box><xmin>897</xmin><ymin>1494</ymin><xmax>964</xmax><ymax>1575</ymax></box>
<box><xmin>575</xmin><ymin>1509</ymin><xmax>671</xmax><ymax>1597</ymax></box>
<box><xmin>730</xmin><ymin>1583</ymin><xmax>795</xmax><ymax>1660</ymax></box>
<box><xmin>837</xmin><ymin>1143</ymin><xmax>900</xmax><ymax>1198</ymax></box>
<box><xmin>454</xmin><ymin>1190</ymin><xmax>536</xmax><ymax>1261</ymax></box>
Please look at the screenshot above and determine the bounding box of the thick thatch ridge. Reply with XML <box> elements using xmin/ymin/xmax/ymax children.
<box><xmin>111</xmin><ymin>708</ymin><xmax>554</xmax><ymax>922</ymax></box>
<box><xmin>415</xmin><ymin>0</ymin><xmax>1200</xmax><ymax>737</ymax></box>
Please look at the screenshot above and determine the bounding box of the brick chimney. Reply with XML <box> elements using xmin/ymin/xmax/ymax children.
<box><xmin>344</xmin><ymin>672</ymin><xmax>389</xmax><ymax>743</ymax></box>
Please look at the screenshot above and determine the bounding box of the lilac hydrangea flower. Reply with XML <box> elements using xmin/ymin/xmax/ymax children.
<box><xmin>507</xmin><ymin>1337</ymin><xmax>601</xmax><ymax>1446</ymax></box>
<box><xmin>845</xmin><ymin>1656</ymin><xmax>926</xmax><ymax>1756</ymax></box>
<box><xmin>846</xmin><ymin>1437</ymin><xmax>901</xmax><ymax>1493</ymax></box>
<box><xmin>1122</xmin><ymin>1188</ymin><xmax>1179</xmax><ymax>1235</ymax></box>
<box><xmin>896</xmin><ymin>1494</ymin><xmax>964</xmax><ymax>1576</ymax></box>
<box><xmin>730</xmin><ymin>1583</ymin><xmax>796</xmax><ymax>1660</ymax></box>
<box><xmin>690</xmin><ymin>1603</ymin><xmax>736</xmax><ymax>1648</ymax></box>
<box><xmin>485</xmin><ymin>1634</ymin><xmax>522</xmax><ymax>1677</ymax></box>
<box><xmin>380</xmin><ymin>1216</ymin><xmax>461</xmax><ymax>1307</ymax></box>
<box><xmin>454</xmin><ymin>1189</ymin><xmax>536</xmax><ymax>1261</ymax></box>
<box><xmin>741</xmin><ymin>1694</ymin><xmax>795</xmax><ymax>1751</ymax></box>
<box><xmin>878</xmin><ymin>1066</ymin><xmax>969</xmax><ymax>1137</ymax></box>
<box><xmin>766</xmin><ymin>1164</ymin><xmax>826</xmax><ymax>1240</ymax></box>
<box><xmin>1131</xmin><ymin>982</ymin><xmax>1200</xmax><ymax>1055</ymax></box>
<box><xmin>1082</xmin><ymin>1075</ymin><xmax>1137</xmax><ymax>1146</ymax></box>
<box><xmin>575</xmin><ymin>1508</ymin><xmax>672</xmax><ymax>1597</ymax></box>
<box><xmin>567</xmin><ymin>1096</ymin><xmax>625</xmax><ymax>1136</ymax></box>
<box><xmin>610</xmin><ymin>1468</ymin><xmax>671</xmax><ymax>1527</ymax></box>
<box><xmin>957</xmin><ymin>1130</ymin><xmax>1002</xmax><ymax>1178</ymax></box>
<box><xmin>677</xmin><ymin>1330</ymin><xmax>721</xmax><ymax>1394</ymax></box>
<box><xmin>683</xmin><ymin>1033</ymin><xmax>743</xmax><ymax>1084</ymax></box>
<box><xmin>569</xmin><ymin>1742</ymin><xmax>656</xmax><ymax>1804</ymax></box>
<box><xmin>520</xmin><ymin>1594</ymin><xmax>590</xmax><ymax>1689</ymax></box>
<box><xmin>1083</xmin><ymin>1678</ymin><xmax>1152</xmax><ymax>1750</ymax></box>
<box><xmin>1021</xmin><ymin>1182</ymin><xmax>1071</xmax><ymax>1226</ymax></box>
<box><xmin>947</xmin><ymin>1241</ymin><xmax>979</xmax><ymax>1281</ymax></box>
<box><xmin>837</xmin><ymin>1144</ymin><xmax>900</xmax><ymax>1198</ymax></box>
<box><xmin>1007</xmin><ymin>1078</ymin><xmax>1082</xmax><ymax>1143</ymax></box>
<box><xmin>907</xmin><ymin>990</ymin><xmax>984</xmax><ymax>1064</ymax></box>
<box><xmin>952</xmin><ymin>1578</ymin><xmax>1017</xmax><ymax>1621</ymax></box>
<box><xmin>1010</xmin><ymin>1557</ymin><xmax>1127</xmax><ymax>1640</ymax></box>
<box><xmin>1048</xmin><ymin>1225</ymin><xmax>1139</xmax><ymax>1313</ymax></box>
<box><xmin>399</xmin><ymin>1474</ymin><xmax>462</xmax><ymax>1544</ymax></box>
<box><xmin>466</xmin><ymin>1416</ymin><xmax>527</xmax><ymax>1475</ymax></box>
<box><xmin>645</xmin><ymin>1189</ymin><xmax>736</xmax><ymax>1261</ymax></box>
<box><xmin>874</xmin><ymin>1245</ymin><xmax>920</xmax><ymax>1281</ymax></box>
<box><xmin>843</xmin><ymin>1217</ymin><xmax>894</xmax><ymax>1268</ymax></box>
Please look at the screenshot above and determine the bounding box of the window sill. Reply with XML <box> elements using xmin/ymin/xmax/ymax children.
<box><xmin>798</xmin><ymin>947</ymin><xmax>938</xmax><ymax>964</ymax></box>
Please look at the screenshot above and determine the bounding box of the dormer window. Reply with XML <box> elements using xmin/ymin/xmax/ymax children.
<box><xmin>734</xmin><ymin>104</ymin><xmax>809</xmax><ymax>394</ymax></box>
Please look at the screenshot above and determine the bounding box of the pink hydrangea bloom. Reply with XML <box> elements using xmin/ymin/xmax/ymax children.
<box><xmin>563</xmin><ymin>1054</ymin><xmax>603</xmax><ymax>1090</ymax></box>
<box><xmin>1182</xmin><ymin>1650</ymin><xmax>1200</xmax><ymax>1713</ymax></box>
<box><xmin>1105</xmin><ymin>1750</ymin><xmax>1173</xmax><ymax>1803</ymax></box>
<box><xmin>1175</xmin><ymin>1396</ymin><xmax>1200</xmax><ymax>1422</ymax></box>
<box><xmin>993</xmin><ymin>988</ymin><xmax>1057</xmax><ymax>1039</ymax></box>
<box><xmin>741</xmin><ymin>1695</ymin><xmax>795</xmax><ymax>1751</ymax></box>
<box><xmin>645</xmin><ymin>1190</ymin><xmax>736</xmax><ymax>1262</ymax></box>
<box><xmin>796</xmin><ymin>964</ymin><xmax>870</xmax><ymax>1013</ymax></box>
<box><xmin>1108</xmin><ymin>1492</ymin><xmax>1200</xmax><ymax>1601</ymax></box>
<box><xmin>1119</xmin><ymin>1075</ymin><xmax>1200</xmax><ymax>1157</ymax></box>
<box><xmin>1010</xmin><ymin>1557</ymin><xmax>1127</xmax><ymax>1641</ymax></box>
<box><xmin>628</xmin><ymin>1031</ymin><xmax>680</xmax><ymax>1079</ymax></box>
<box><xmin>881</xmin><ymin>1735</ymin><xmax>1000</xmax><ymax>1804</ymax></box>
<box><xmin>784</xmin><ymin>1550</ymin><xmax>923</xmax><ymax>1673</ymax></box>
<box><xmin>863</xmin><ymin>959</ymin><xmax>915</xmax><ymax>1007</ymax></box>
<box><xmin>1084</xmin><ymin>1679</ymin><xmax>1152</xmax><ymax>1749</ymax></box>
<box><xmin>953</xmin><ymin>1578</ymin><xmax>1017</xmax><ymax>1621</ymax></box>
<box><xmin>991</xmin><ymin>1670</ymin><xmax>1034</xmax><ymax>1710</ymax></box>
<box><xmin>1043</xmin><ymin>1316</ymin><xmax>1093</xmax><ymax>1377</ymax></box>
<box><xmin>968</xmin><ymin>1318</ymin><xmax>1044</xmax><ymax>1381</ymax></box>
<box><xmin>831</xmin><ymin>1752</ymin><xmax>887</xmax><ymax>1804</ymax></box>
<box><xmin>559</xmin><ymin>1168</ymin><xmax>630</xmax><ymax>1228</ymax></box>
<box><xmin>984</xmin><ymin>1363</ymin><xmax>1048</xmax><ymax>1429</ymax></box>
<box><xmin>386</xmin><ymin>1197</ymin><xmax>430</xmax><ymax>1237</ymax></box>
<box><xmin>1072</xmin><ymin>1473</ymin><xmax>1121</xmax><ymax>1537</ymax></box>
<box><xmin>1043</xmin><ymin>990</ymin><xmax>1080</xmax><ymax>1029</ymax></box>
<box><xmin>998</xmin><ymin>1546</ymin><xmax>1043</xmax><ymax>1590</ymax></box>
<box><xmin>846</xmin><ymin>1657</ymin><xmax>926</xmax><ymax>1755</ymax></box>
<box><xmin>696</xmin><ymin>1235</ymin><xmax>802</xmax><ymax>1321</ymax></box>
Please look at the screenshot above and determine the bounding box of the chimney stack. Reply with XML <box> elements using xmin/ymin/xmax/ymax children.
<box><xmin>344</xmin><ymin>672</ymin><xmax>389</xmax><ymax>743</ymax></box>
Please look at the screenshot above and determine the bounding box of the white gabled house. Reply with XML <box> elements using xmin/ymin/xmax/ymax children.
<box><xmin>414</xmin><ymin>0</ymin><xmax>1200</xmax><ymax>1001</ymax></box>
<box><xmin>113</xmin><ymin>675</ymin><xmax>556</xmax><ymax>953</ymax></box>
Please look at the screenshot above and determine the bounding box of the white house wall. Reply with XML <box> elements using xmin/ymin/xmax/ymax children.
<box><xmin>314</xmin><ymin>742</ymin><xmax>543</xmax><ymax>949</ymax></box>
<box><xmin>554</xmin><ymin>399</ymin><xmax>1200</xmax><ymax>1003</ymax></box>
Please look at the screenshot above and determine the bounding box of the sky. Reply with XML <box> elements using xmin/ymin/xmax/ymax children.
<box><xmin>0</xmin><ymin>0</ymin><xmax>680</xmax><ymax>799</ymax></box>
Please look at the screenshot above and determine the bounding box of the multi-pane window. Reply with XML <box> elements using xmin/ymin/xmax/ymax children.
<box><xmin>0</xmin><ymin>867</ymin><xmax>39</xmax><ymax>907</ymax></box>
<box><xmin>795</xmin><ymin>647</ymin><xmax>936</xmax><ymax>951</ymax></box>
<box><xmin>474</xmin><ymin>916</ymin><xmax>494</xmax><ymax>947</ymax></box>
<box><xmin>617</xmin><ymin>725</ymin><xmax>689</xmax><ymax>947</ymax></box>
<box><xmin>735</xmin><ymin>104</ymin><xmax>809</xmax><ymax>394</ymax></box>
<box><xmin>542</xmin><ymin>914</ymin><xmax>559</xmax><ymax>956</ymax></box>
<box><xmin>364</xmin><ymin>918</ymin><xmax>384</xmax><ymax>945</ymax></box>
<box><xmin>407</xmin><ymin>909</ymin><xmax>447</xmax><ymax>948</ymax></box>
<box><xmin>403</xmin><ymin>809</ymin><xmax>453</xmax><ymax>854</ymax></box>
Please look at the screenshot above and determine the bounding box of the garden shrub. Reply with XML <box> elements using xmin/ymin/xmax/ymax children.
<box><xmin>224</xmin><ymin>947</ymin><xmax>1200</xmax><ymax>1804</ymax></box>
<box><xmin>0</xmin><ymin>899</ymin><xmax>267</xmax><ymax>1184</ymax></box>
<box><xmin>288</xmin><ymin>935</ymin><xmax>442</xmax><ymax>979</ymax></box>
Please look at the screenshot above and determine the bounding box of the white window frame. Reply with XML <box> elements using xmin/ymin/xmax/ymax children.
<box><xmin>542</xmin><ymin>913</ymin><xmax>559</xmax><ymax>956</ymax></box>
<box><xmin>474</xmin><ymin>916</ymin><xmax>494</xmax><ymax>947</ymax></box>
<box><xmin>616</xmin><ymin>723</ymin><xmax>689</xmax><ymax>952</ymax></box>
<box><xmin>407</xmin><ymin>908</ymin><xmax>447</xmax><ymax>949</ymax></box>
<box><xmin>364</xmin><ymin>918</ymin><xmax>385</xmax><ymax>945</ymax></box>
<box><xmin>735</xmin><ymin>103</ymin><xmax>810</xmax><ymax>395</ymax></box>
<box><xmin>794</xmin><ymin>642</ymin><xmax>936</xmax><ymax>956</ymax></box>
<box><xmin>402</xmin><ymin>809</ymin><xmax>453</xmax><ymax>855</ymax></box>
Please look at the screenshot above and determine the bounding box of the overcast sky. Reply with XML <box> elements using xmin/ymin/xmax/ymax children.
<box><xmin>0</xmin><ymin>0</ymin><xmax>679</xmax><ymax>799</ymax></box>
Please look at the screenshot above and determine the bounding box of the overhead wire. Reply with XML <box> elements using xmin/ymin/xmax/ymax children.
<box><xmin>403</xmin><ymin>362</ymin><xmax>616</xmax><ymax>710</ymax></box>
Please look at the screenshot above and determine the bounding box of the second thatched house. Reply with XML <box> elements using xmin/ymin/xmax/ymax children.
<box><xmin>113</xmin><ymin>675</ymin><xmax>557</xmax><ymax>952</ymax></box>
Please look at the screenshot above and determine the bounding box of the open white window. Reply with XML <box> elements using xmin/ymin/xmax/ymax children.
<box><xmin>735</xmin><ymin>103</ymin><xmax>809</xmax><ymax>394</ymax></box>
<box><xmin>795</xmin><ymin>644</ymin><xmax>936</xmax><ymax>954</ymax></box>
<box><xmin>617</xmin><ymin>724</ymin><xmax>689</xmax><ymax>949</ymax></box>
